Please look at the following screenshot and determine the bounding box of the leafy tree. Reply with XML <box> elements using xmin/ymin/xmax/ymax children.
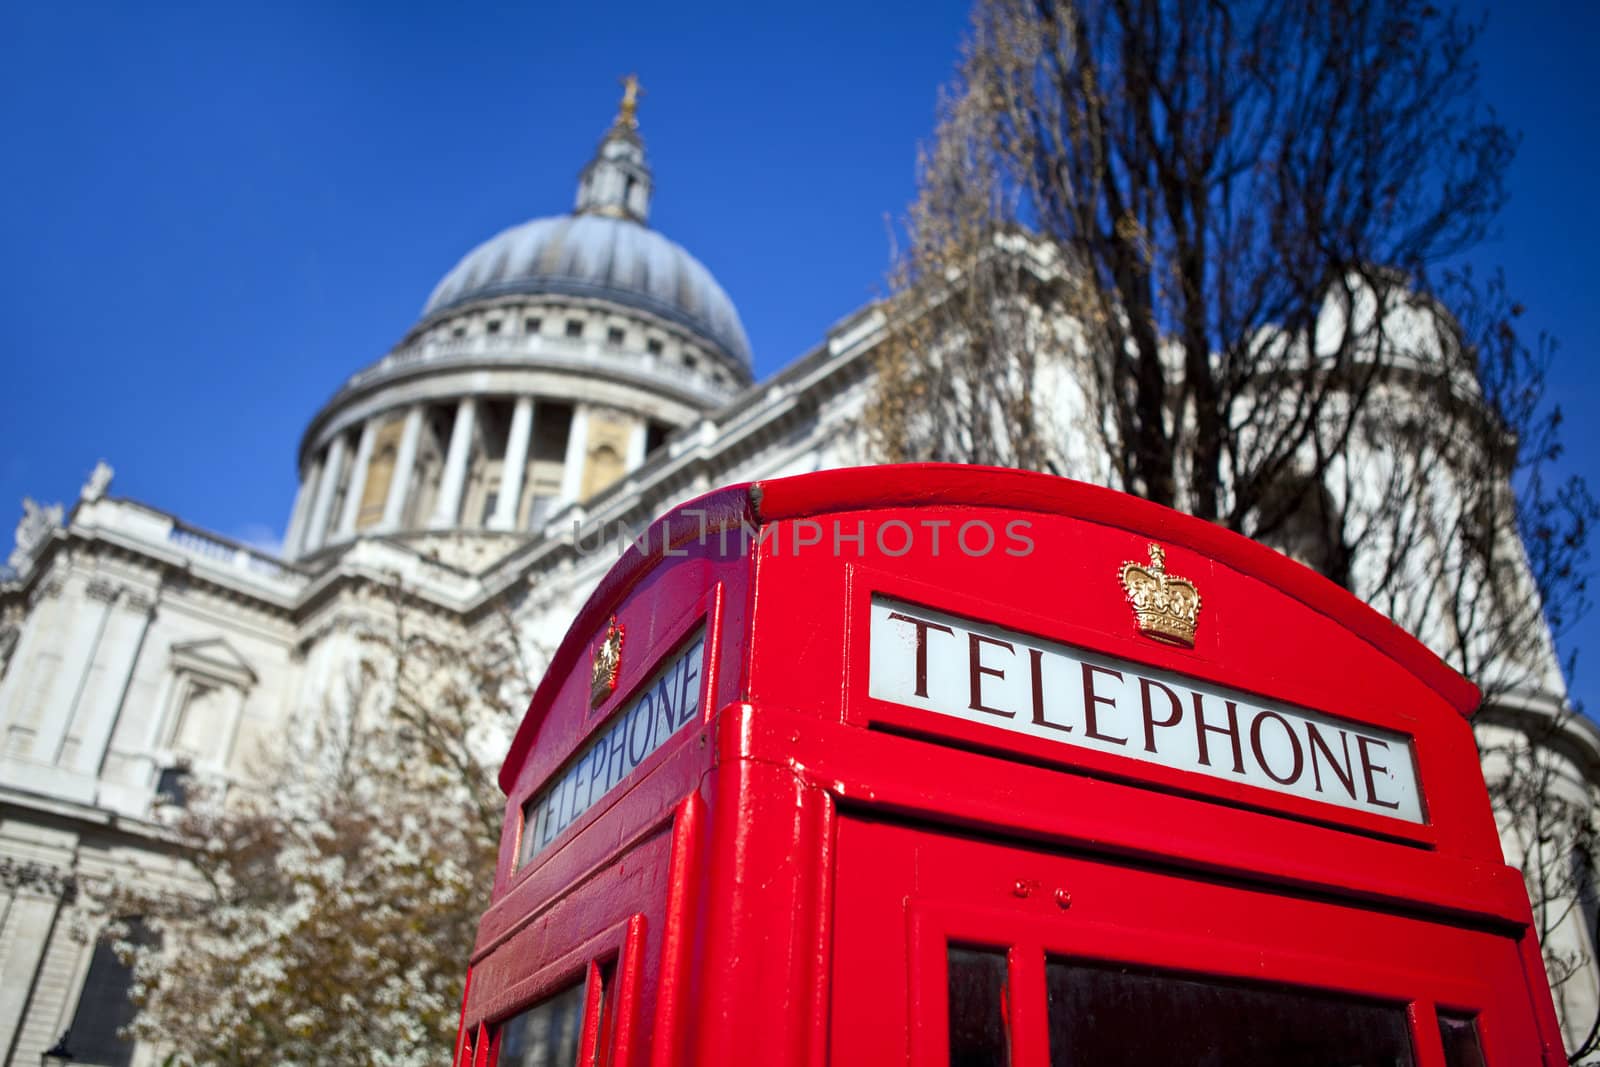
<box><xmin>99</xmin><ymin>581</ymin><xmax>533</xmax><ymax>1066</ymax></box>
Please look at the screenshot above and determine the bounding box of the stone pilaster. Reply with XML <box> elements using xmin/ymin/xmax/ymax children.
<box><xmin>66</xmin><ymin>588</ymin><xmax>155</xmax><ymax>777</ymax></box>
<box><xmin>27</xmin><ymin>581</ymin><xmax>116</xmax><ymax>766</ymax></box>
<box><xmin>0</xmin><ymin>584</ymin><xmax>60</xmax><ymax>742</ymax></box>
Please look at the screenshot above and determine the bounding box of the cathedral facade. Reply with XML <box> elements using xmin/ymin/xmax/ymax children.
<box><xmin>2</xmin><ymin>92</ymin><xmax>1597</xmax><ymax>1065</ymax></box>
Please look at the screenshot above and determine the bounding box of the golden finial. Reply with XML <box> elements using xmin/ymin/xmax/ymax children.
<box><xmin>618</xmin><ymin>73</ymin><xmax>643</xmax><ymax>130</ymax></box>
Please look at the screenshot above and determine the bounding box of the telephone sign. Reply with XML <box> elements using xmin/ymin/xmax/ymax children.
<box><xmin>869</xmin><ymin>596</ymin><xmax>1424</xmax><ymax>823</ymax></box>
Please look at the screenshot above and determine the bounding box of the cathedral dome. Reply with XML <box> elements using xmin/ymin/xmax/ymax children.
<box><xmin>421</xmin><ymin>214</ymin><xmax>751</xmax><ymax>368</ymax></box>
<box><xmin>288</xmin><ymin>85</ymin><xmax>750</xmax><ymax>564</ymax></box>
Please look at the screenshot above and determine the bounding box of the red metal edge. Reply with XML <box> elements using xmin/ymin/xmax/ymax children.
<box><xmin>467</xmin><ymin>909</ymin><xmax>642</xmax><ymax>1035</ymax></box>
<box><xmin>613</xmin><ymin>913</ymin><xmax>649</xmax><ymax>1067</ymax></box>
<box><xmin>649</xmin><ymin>792</ymin><xmax>705</xmax><ymax>1067</ymax></box>
<box><xmin>751</xmin><ymin>465</ymin><xmax>1481</xmax><ymax>718</ymax></box>
<box><xmin>743</xmin><ymin>702</ymin><xmax>1525</xmax><ymax>927</ymax></box>
<box><xmin>576</xmin><ymin>960</ymin><xmax>605</xmax><ymax>1066</ymax></box>
<box><xmin>499</xmin><ymin>484</ymin><xmax>754</xmax><ymax>793</ymax></box>
<box><xmin>453</xmin><ymin>965</ymin><xmax>474</xmax><ymax>1066</ymax></box>
<box><xmin>801</xmin><ymin>789</ymin><xmax>837</xmax><ymax>1067</ymax></box>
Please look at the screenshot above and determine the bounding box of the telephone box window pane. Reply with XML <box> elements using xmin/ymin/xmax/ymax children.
<box><xmin>948</xmin><ymin>946</ymin><xmax>1010</xmax><ymax>1067</ymax></box>
<box><xmin>1044</xmin><ymin>959</ymin><xmax>1414</xmax><ymax>1067</ymax></box>
<box><xmin>498</xmin><ymin>980</ymin><xmax>585</xmax><ymax>1067</ymax></box>
<box><xmin>1437</xmin><ymin>1012</ymin><xmax>1487</xmax><ymax>1067</ymax></box>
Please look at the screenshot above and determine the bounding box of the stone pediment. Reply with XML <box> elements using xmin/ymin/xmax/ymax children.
<box><xmin>169</xmin><ymin>637</ymin><xmax>257</xmax><ymax>688</ymax></box>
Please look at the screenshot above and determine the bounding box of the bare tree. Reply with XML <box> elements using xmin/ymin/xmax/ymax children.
<box><xmin>869</xmin><ymin>77</ymin><xmax>1063</xmax><ymax>473</ymax></box>
<box><xmin>1481</xmin><ymin>701</ymin><xmax>1600</xmax><ymax>1063</ymax></box>
<box><xmin>870</xmin><ymin>0</ymin><xmax>1597</xmax><ymax>1057</ymax></box>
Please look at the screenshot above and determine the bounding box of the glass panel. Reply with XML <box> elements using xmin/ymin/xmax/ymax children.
<box><xmin>1045</xmin><ymin>958</ymin><xmax>1414</xmax><ymax>1067</ymax></box>
<box><xmin>1437</xmin><ymin>1011</ymin><xmax>1488</xmax><ymax>1067</ymax></box>
<box><xmin>948</xmin><ymin>945</ymin><xmax>1010</xmax><ymax>1067</ymax></box>
<box><xmin>498</xmin><ymin>980</ymin><xmax>585</xmax><ymax>1067</ymax></box>
<box><xmin>155</xmin><ymin>765</ymin><xmax>190</xmax><ymax>806</ymax></box>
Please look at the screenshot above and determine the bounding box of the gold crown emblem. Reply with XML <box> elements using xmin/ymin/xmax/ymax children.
<box><xmin>1119</xmin><ymin>543</ymin><xmax>1201</xmax><ymax>647</ymax></box>
<box><xmin>591</xmin><ymin>618</ymin><xmax>624</xmax><ymax>707</ymax></box>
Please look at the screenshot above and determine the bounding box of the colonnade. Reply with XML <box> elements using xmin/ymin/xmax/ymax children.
<box><xmin>284</xmin><ymin>395</ymin><xmax>652</xmax><ymax>559</ymax></box>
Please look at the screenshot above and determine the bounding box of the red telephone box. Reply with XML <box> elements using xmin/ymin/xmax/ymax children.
<box><xmin>456</xmin><ymin>465</ymin><xmax>1566</xmax><ymax>1066</ymax></box>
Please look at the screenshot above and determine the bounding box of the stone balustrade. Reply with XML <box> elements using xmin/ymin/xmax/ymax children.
<box><xmin>165</xmin><ymin>523</ymin><xmax>295</xmax><ymax>581</ymax></box>
<box><xmin>339</xmin><ymin>332</ymin><xmax>737</xmax><ymax>407</ymax></box>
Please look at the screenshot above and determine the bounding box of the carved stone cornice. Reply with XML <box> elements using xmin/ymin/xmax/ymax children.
<box><xmin>123</xmin><ymin>589</ymin><xmax>158</xmax><ymax>614</ymax></box>
<box><xmin>85</xmin><ymin>577</ymin><xmax>120</xmax><ymax>603</ymax></box>
<box><xmin>27</xmin><ymin>577</ymin><xmax>63</xmax><ymax>608</ymax></box>
<box><xmin>0</xmin><ymin>857</ymin><xmax>78</xmax><ymax>903</ymax></box>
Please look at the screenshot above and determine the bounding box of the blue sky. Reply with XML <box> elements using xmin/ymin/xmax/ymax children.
<box><xmin>2</xmin><ymin>1</ymin><xmax>1596</xmax><ymax>706</ymax></box>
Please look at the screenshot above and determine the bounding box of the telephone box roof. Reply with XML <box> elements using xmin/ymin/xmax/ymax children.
<box><xmin>500</xmin><ymin>465</ymin><xmax>1478</xmax><ymax>793</ymax></box>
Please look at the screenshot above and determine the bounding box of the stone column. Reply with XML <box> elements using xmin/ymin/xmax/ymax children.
<box><xmin>68</xmin><ymin>590</ymin><xmax>155</xmax><ymax>777</ymax></box>
<box><xmin>559</xmin><ymin>403</ymin><xmax>591</xmax><ymax>503</ymax></box>
<box><xmin>491</xmin><ymin>397</ymin><xmax>534</xmax><ymax>531</ymax></box>
<box><xmin>302</xmin><ymin>433</ymin><xmax>349</xmax><ymax>554</ymax></box>
<box><xmin>626</xmin><ymin>419</ymin><xmax>649</xmax><ymax>471</ymax></box>
<box><xmin>334</xmin><ymin>419</ymin><xmax>377</xmax><ymax>540</ymax></box>
<box><xmin>281</xmin><ymin>465</ymin><xmax>317</xmax><ymax>560</ymax></box>
<box><xmin>380</xmin><ymin>406</ymin><xmax>425</xmax><ymax>531</ymax></box>
<box><xmin>431</xmin><ymin>398</ymin><xmax>478</xmax><ymax>528</ymax></box>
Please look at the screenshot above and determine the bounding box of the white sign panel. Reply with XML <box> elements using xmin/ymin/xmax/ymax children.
<box><xmin>521</xmin><ymin>629</ymin><xmax>706</xmax><ymax>866</ymax></box>
<box><xmin>868</xmin><ymin>597</ymin><xmax>1423</xmax><ymax>824</ymax></box>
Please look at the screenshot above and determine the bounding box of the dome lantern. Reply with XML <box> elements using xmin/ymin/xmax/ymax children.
<box><xmin>575</xmin><ymin>74</ymin><xmax>652</xmax><ymax>225</ymax></box>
